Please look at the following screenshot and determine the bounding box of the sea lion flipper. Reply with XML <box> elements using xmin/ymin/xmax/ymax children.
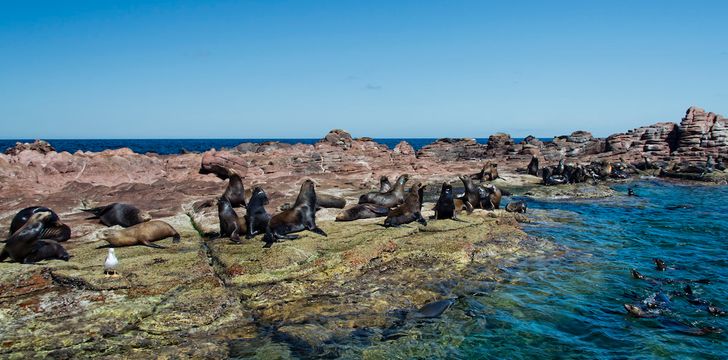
<box><xmin>310</xmin><ymin>227</ymin><xmax>327</xmax><ymax>237</ymax></box>
<box><xmin>283</xmin><ymin>234</ymin><xmax>300</xmax><ymax>240</ymax></box>
<box><xmin>141</xmin><ymin>240</ymin><xmax>166</xmax><ymax>249</ymax></box>
<box><xmin>0</xmin><ymin>248</ymin><xmax>9</xmax><ymax>262</ymax></box>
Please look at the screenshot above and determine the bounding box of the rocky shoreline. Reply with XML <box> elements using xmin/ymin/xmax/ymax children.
<box><xmin>0</xmin><ymin>106</ymin><xmax>726</xmax><ymax>358</ymax></box>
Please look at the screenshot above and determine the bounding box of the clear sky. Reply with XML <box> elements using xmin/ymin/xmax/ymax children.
<box><xmin>1</xmin><ymin>0</ymin><xmax>726</xmax><ymax>139</ymax></box>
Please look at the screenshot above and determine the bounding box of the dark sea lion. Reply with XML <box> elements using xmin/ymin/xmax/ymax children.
<box><xmin>223</xmin><ymin>170</ymin><xmax>247</xmax><ymax>208</ymax></box>
<box><xmin>624</xmin><ymin>304</ymin><xmax>657</xmax><ymax>318</ymax></box>
<box><xmin>1</xmin><ymin>211</ymin><xmax>54</xmax><ymax>263</ymax></box>
<box><xmin>505</xmin><ymin>201</ymin><xmax>527</xmax><ymax>213</ymax></box>
<box><xmin>479</xmin><ymin>184</ymin><xmax>502</xmax><ymax>210</ymax></box>
<box><xmin>379</xmin><ymin>175</ymin><xmax>392</xmax><ymax>193</ymax></box>
<box><xmin>263</xmin><ymin>179</ymin><xmax>327</xmax><ymax>248</ymax></box>
<box><xmin>631</xmin><ymin>269</ymin><xmax>710</xmax><ymax>285</ymax></box>
<box><xmin>218</xmin><ymin>196</ymin><xmax>245</xmax><ymax>243</ymax></box>
<box><xmin>527</xmin><ymin>156</ymin><xmax>539</xmax><ymax>176</ymax></box>
<box><xmin>654</xmin><ymin>258</ymin><xmax>667</xmax><ymax>271</ymax></box>
<box><xmin>359</xmin><ymin>174</ymin><xmax>409</xmax><ymax>208</ymax></box>
<box><xmin>457</xmin><ymin>175</ymin><xmax>481</xmax><ymax>209</ymax></box>
<box><xmin>245</xmin><ymin>186</ymin><xmax>271</xmax><ymax>238</ymax></box>
<box><xmin>708</xmin><ymin>305</ymin><xmax>726</xmax><ymax>316</ymax></box>
<box><xmin>554</xmin><ymin>159</ymin><xmax>565</xmax><ymax>176</ymax></box>
<box><xmin>98</xmin><ymin>220</ymin><xmax>180</xmax><ymax>248</ymax></box>
<box><xmin>336</xmin><ymin>203</ymin><xmax>389</xmax><ymax>222</ymax></box>
<box><xmin>628</xmin><ymin>188</ymin><xmax>637</xmax><ymax>197</ymax></box>
<box><xmin>82</xmin><ymin>203</ymin><xmax>152</xmax><ymax>228</ymax></box>
<box><xmin>23</xmin><ymin>240</ymin><xmax>70</xmax><ymax>263</ymax></box>
<box><xmin>384</xmin><ymin>183</ymin><xmax>427</xmax><ymax>227</ymax></box>
<box><xmin>9</xmin><ymin>206</ymin><xmax>71</xmax><ymax>242</ymax></box>
<box><xmin>412</xmin><ymin>299</ymin><xmax>455</xmax><ymax>319</ymax></box>
<box><xmin>432</xmin><ymin>182</ymin><xmax>457</xmax><ymax>220</ymax></box>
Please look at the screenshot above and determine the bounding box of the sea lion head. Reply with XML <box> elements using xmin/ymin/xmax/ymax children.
<box><xmin>396</xmin><ymin>174</ymin><xmax>409</xmax><ymax>185</ymax></box>
<box><xmin>251</xmin><ymin>186</ymin><xmax>269</xmax><ymax>205</ymax></box>
<box><xmin>440</xmin><ymin>182</ymin><xmax>452</xmax><ymax>196</ymax></box>
<box><xmin>139</xmin><ymin>211</ymin><xmax>152</xmax><ymax>222</ymax></box>
<box><xmin>28</xmin><ymin>211</ymin><xmax>53</xmax><ymax>225</ymax></box>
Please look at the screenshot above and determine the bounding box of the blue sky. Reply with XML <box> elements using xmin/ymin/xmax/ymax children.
<box><xmin>0</xmin><ymin>0</ymin><xmax>726</xmax><ymax>139</ymax></box>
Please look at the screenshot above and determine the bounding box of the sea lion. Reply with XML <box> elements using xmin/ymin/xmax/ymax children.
<box><xmin>263</xmin><ymin>180</ymin><xmax>327</xmax><ymax>248</ymax></box>
<box><xmin>9</xmin><ymin>206</ymin><xmax>71</xmax><ymax>242</ymax></box>
<box><xmin>379</xmin><ymin>175</ymin><xmax>392</xmax><ymax>193</ymax></box>
<box><xmin>479</xmin><ymin>184</ymin><xmax>502</xmax><ymax>210</ymax></box>
<box><xmin>98</xmin><ymin>220</ymin><xmax>180</xmax><ymax>248</ymax></box>
<box><xmin>527</xmin><ymin>156</ymin><xmax>539</xmax><ymax>176</ymax></box>
<box><xmin>83</xmin><ymin>203</ymin><xmax>152</xmax><ymax>228</ymax></box>
<box><xmin>485</xmin><ymin>163</ymin><xmax>499</xmax><ymax>181</ymax></box>
<box><xmin>412</xmin><ymin>299</ymin><xmax>455</xmax><ymax>319</ymax></box>
<box><xmin>457</xmin><ymin>175</ymin><xmax>481</xmax><ymax>209</ymax></box>
<box><xmin>218</xmin><ymin>196</ymin><xmax>245</xmax><ymax>243</ymax></box>
<box><xmin>654</xmin><ymin>258</ymin><xmax>667</xmax><ymax>271</ymax></box>
<box><xmin>628</xmin><ymin>188</ymin><xmax>637</xmax><ymax>197</ymax></box>
<box><xmin>316</xmin><ymin>193</ymin><xmax>347</xmax><ymax>209</ymax></box>
<box><xmin>624</xmin><ymin>304</ymin><xmax>657</xmax><ymax>318</ymax></box>
<box><xmin>223</xmin><ymin>170</ymin><xmax>247</xmax><ymax>208</ymax></box>
<box><xmin>359</xmin><ymin>174</ymin><xmax>409</xmax><ymax>208</ymax></box>
<box><xmin>384</xmin><ymin>183</ymin><xmax>427</xmax><ymax>227</ymax></box>
<box><xmin>505</xmin><ymin>201</ymin><xmax>527</xmax><ymax>213</ymax></box>
<box><xmin>1</xmin><ymin>212</ymin><xmax>69</xmax><ymax>263</ymax></box>
<box><xmin>336</xmin><ymin>203</ymin><xmax>389</xmax><ymax>222</ymax></box>
<box><xmin>432</xmin><ymin>182</ymin><xmax>457</xmax><ymax>220</ymax></box>
<box><xmin>245</xmin><ymin>186</ymin><xmax>271</xmax><ymax>238</ymax></box>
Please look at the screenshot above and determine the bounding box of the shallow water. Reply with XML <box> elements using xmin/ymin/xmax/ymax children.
<box><xmin>233</xmin><ymin>180</ymin><xmax>727</xmax><ymax>359</ymax></box>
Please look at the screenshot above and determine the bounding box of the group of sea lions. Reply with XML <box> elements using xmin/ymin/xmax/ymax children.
<box><xmin>622</xmin><ymin>258</ymin><xmax>724</xmax><ymax>336</ymax></box>
<box><xmin>0</xmin><ymin>202</ymin><xmax>180</xmax><ymax>264</ymax></box>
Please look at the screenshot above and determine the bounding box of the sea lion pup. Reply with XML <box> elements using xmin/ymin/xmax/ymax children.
<box><xmin>245</xmin><ymin>187</ymin><xmax>271</xmax><ymax>238</ymax></box>
<box><xmin>82</xmin><ymin>203</ymin><xmax>152</xmax><ymax>228</ymax></box>
<box><xmin>1</xmin><ymin>212</ymin><xmax>70</xmax><ymax>263</ymax></box>
<box><xmin>9</xmin><ymin>206</ymin><xmax>71</xmax><ymax>242</ymax></box>
<box><xmin>384</xmin><ymin>183</ymin><xmax>427</xmax><ymax>227</ymax></box>
<box><xmin>379</xmin><ymin>175</ymin><xmax>392</xmax><ymax>193</ymax></box>
<box><xmin>505</xmin><ymin>201</ymin><xmax>527</xmax><ymax>213</ymax></box>
<box><xmin>223</xmin><ymin>169</ymin><xmax>246</xmax><ymax>208</ymax></box>
<box><xmin>217</xmin><ymin>196</ymin><xmax>245</xmax><ymax>243</ymax></box>
<box><xmin>336</xmin><ymin>203</ymin><xmax>389</xmax><ymax>222</ymax></box>
<box><xmin>479</xmin><ymin>184</ymin><xmax>502</xmax><ymax>210</ymax></box>
<box><xmin>527</xmin><ymin>156</ymin><xmax>539</xmax><ymax>176</ymax></box>
<box><xmin>432</xmin><ymin>182</ymin><xmax>457</xmax><ymax>220</ymax></box>
<box><xmin>98</xmin><ymin>220</ymin><xmax>180</xmax><ymax>248</ymax></box>
<box><xmin>263</xmin><ymin>179</ymin><xmax>327</xmax><ymax>248</ymax></box>
<box><xmin>457</xmin><ymin>175</ymin><xmax>481</xmax><ymax>209</ymax></box>
<box><xmin>359</xmin><ymin>174</ymin><xmax>409</xmax><ymax>208</ymax></box>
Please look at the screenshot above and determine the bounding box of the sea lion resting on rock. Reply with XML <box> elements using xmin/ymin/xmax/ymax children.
<box><xmin>280</xmin><ymin>193</ymin><xmax>347</xmax><ymax>211</ymax></box>
<box><xmin>9</xmin><ymin>206</ymin><xmax>71</xmax><ymax>242</ymax></box>
<box><xmin>359</xmin><ymin>174</ymin><xmax>409</xmax><ymax>208</ymax></box>
<box><xmin>384</xmin><ymin>183</ymin><xmax>427</xmax><ymax>227</ymax></box>
<box><xmin>527</xmin><ymin>156</ymin><xmax>539</xmax><ymax>176</ymax></box>
<box><xmin>218</xmin><ymin>196</ymin><xmax>246</xmax><ymax>243</ymax></box>
<box><xmin>457</xmin><ymin>175</ymin><xmax>481</xmax><ymax>209</ymax></box>
<box><xmin>263</xmin><ymin>180</ymin><xmax>327</xmax><ymax>248</ymax></box>
<box><xmin>83</xmin><ymin>203</ymin><xmax>152</xmax><ymax>228</ymax></box>
<box><xmin>478</xmin><ymin>184</ymin><xmax>502</xmax><ymax>210</ymax></box>
<box><xmin>245</xmin><ymin>186</ymin><xmax>271</xmax><ymax>238</ymax></box>
<box><xmin>223</xmin><ymin>169</ymin><xmax>246</xmax><ymax>208</ymax></box>
<box><xmin>98</xmin><ymin>220</ymin><xmax>180</xmax><ymax>248</ymax></box>
<box><xmin>505</xmin><ymin>201</ymin><xmax>527</xmax><ymax>213</ymax></box>
<box><xmin>336</xmin><ymin>203</ymin><xmax>390</xmax><ymax>222</ymax></box>
<box><xmin>1</xmin><ymin>212</ymin><xmax>70</xmax><ymax>263</ymax></box>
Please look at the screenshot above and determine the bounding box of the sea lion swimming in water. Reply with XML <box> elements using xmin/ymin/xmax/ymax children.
<box><xmin>82</xmin><ymin>203</ymin><xmax>152</xmax><ymax>228</ymax></box>
<box><xmin>245</xmin><ymin>186</ymin><xmax>271</xmax><ymax>238</ymax></box>
<box><xmin>217</xmin><ymin>196</ymin><xmax>245</xmax><ymax>243</ymax></box>
<box><xmin>432</xmin><ymin>182</ymin><xmax>457</xmax><ymax>220</ymax></box>
<box><xmin>1</xmin><ymin>212</ymin><xmax>70</xmax><ymax>263</ymax></box>
<box><xmin>223</xmin><ymin>169</ymin><xmax>246</xmax><ymax>208</ymax></box>
<box><xmin>263</xmin><ymin>179</ymin><xmax>327</xmax><ymax>248</ymax></box>
<box><xmin>359</xmin><ymin>174</ymin><xmax>409</xmax><ymax>208</ymax></box>
<box><xmin>98</xmin><ymin>220</ymin><xmax>180</xmax><ymax>248</ymax></box>
<box><xmin>336</xmin><ymin>203</ymin><xmax>390</xmax><ymax>222</ymax></box>
<box><xmin>505</xmin><ymin>201</ymin><xmax>527</xmax><ymax>213</ymax></box>
<box><xmin>9</xmin><ymin>206</ymin><xmax>71</xmax><ymax>242</ymax></box>
<box><xmin>384</xmin><ymin>183</ymin><xmax>427</xmax><ymax>227</ymax></box>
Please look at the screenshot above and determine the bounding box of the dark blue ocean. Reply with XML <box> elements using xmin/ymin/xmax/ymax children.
<box><xmin>0</xmin><ymin>138</ymin><xmax>543</xmax><ymax>155</ymax></box>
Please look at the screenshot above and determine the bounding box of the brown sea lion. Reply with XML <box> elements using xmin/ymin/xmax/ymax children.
<box><xmin>245</xmin><ymin>186</ymin><xmax>271</xmax><ymax>238</ymax></box>
<box><xmin>82</xmin><ymin>203</ymin><xmax>152</xmax><ymax>228</ymax></box>
<box><xmin>379</xmin><ymin>175</ymin><xmax>392</xmax><ymax>193</ymax></box>
<box><xmin>432</xmin><ymin>182</ymin><xmax>457</xmax><ymax>220</ymax></box>
<box><xmin>218</xmin><ymin>196</ymin><xmax>245</xmax><ymax>243</ymax></box>
<box><xmin>470</xmin><ymin>163</ymin><xmax>499</xmax><ymax>182</ymax></box>
<box><xmin>1</xmin><ymin>212</ymin><xmax>69</xmax><ymax>263</ymax></box>
<box><xmin>457</xmin><ymin>175</ymin><xmax>481</xmax><ymax>209</ymax></box>
<box><xmin>336</xmin><ymin>203</ymin><xmax>390</xmax><ymax>222</ymax></box>
<box><xmin>384</xmin><ymin>183</ymin><xmax>427</xmax><ymax>227</ymax></box>
<box><xmin>223</xmin><ymin>169</ymin><xmax>247</xmax><ymax>208</ymax></box>
<box><xmin>479</xmin><ymin>184</ymin><xmax>502</xmax><ymax>210</ymax></box>
<box><xmin>316</xmin><ymin>193</ymin><xmax>347</xmax><ymax>209</ymax></box>
<box><xmin>263</xmin><ymin>180</ymin><xmax>327</xmax><ymax>248</ymax></box>
<box><xmin>9</xmin><ymin>206</ymin><xmax>71</xmax><ymax>242</ymax></box>
<box><xmin>98</xmin><ymin>220</ymin><xmax>180</xmax><ymax>248</ymax></box>
<box><xmin>359</xmin><ymin>174</ymin><xmax>409</xmax><ymax>208</ymax></box>
<box><xmin>505</xmin><ymin>201</ymin><xmax>527</xmax><ymax>213</ymax></box>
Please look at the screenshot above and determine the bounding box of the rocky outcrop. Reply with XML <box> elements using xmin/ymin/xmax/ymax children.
<box><xmin>4</xmin><ymin>139</ymin><xmax>56</xmax><ymax>155</ymax></box>
<box><xmin>319</xmin><ymin>129</ymin><xmax>354</xmax><ymax>149</ymax></box>
<box><xmin>416</xmin><ymin>138</ymin><xmax>487</xmax><ymax>161</ymax></box>
<box><xmin>674</xmin><ymin>106</ymin><xmax>728</xmax><ymax>162</ymax></box>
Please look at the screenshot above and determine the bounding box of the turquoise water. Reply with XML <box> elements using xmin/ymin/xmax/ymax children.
<box><xmin>407</xmin><ymin>180</ymin><xmax>728</xmax><ymax>359</ymax></box>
